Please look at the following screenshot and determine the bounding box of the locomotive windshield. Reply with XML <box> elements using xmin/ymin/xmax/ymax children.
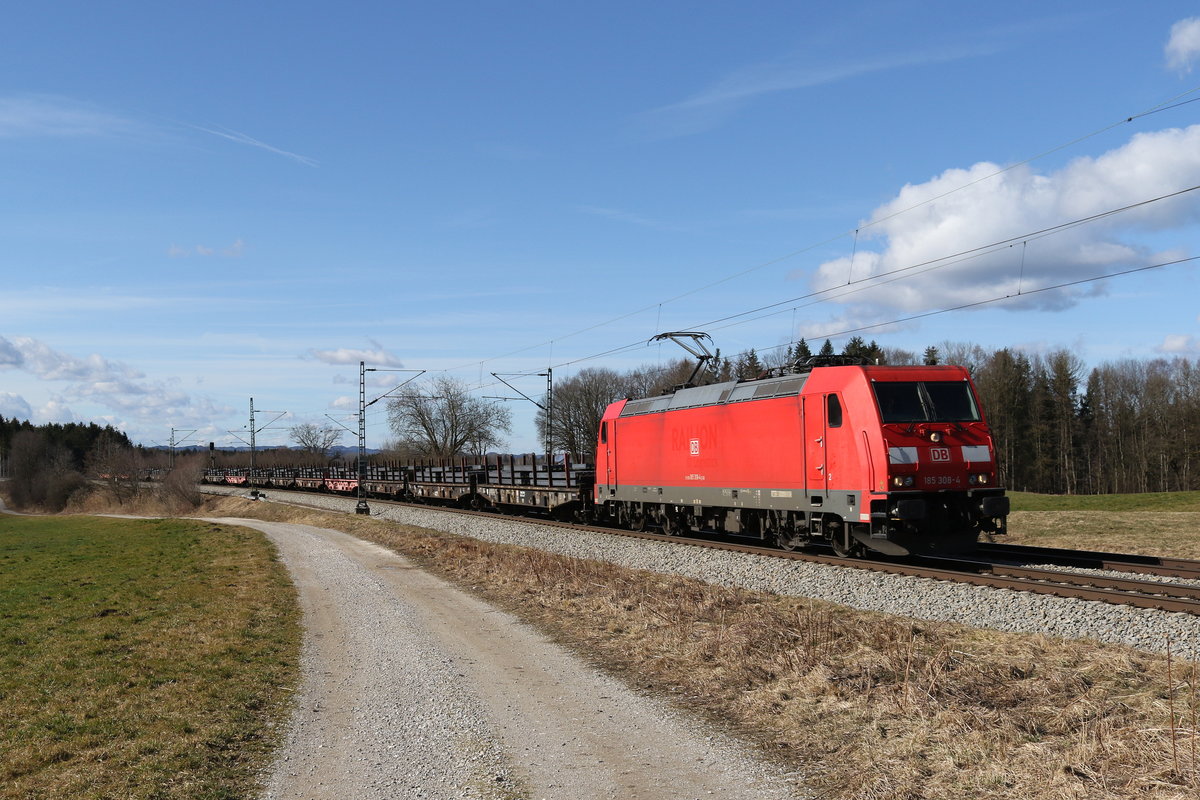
<box><xmin>872</xmin><ymin>381</ymin><xmax>980</xmax><ymax>423</ymax></box>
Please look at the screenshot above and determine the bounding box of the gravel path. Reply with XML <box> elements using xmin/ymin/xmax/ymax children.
<box><xmin>225</xmin><ymin>516</ymin><xmax>808</xmax><ymax>800</ymax></box>
<box><xmin>211</xmin><ymin>488</ymin><xmax>1200</xmax><ymax>656</ymax></box>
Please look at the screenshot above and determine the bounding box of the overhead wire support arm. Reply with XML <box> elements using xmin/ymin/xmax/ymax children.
<box><xmin>226</xmin><ymin>430</ymin><xmax>252</xmax><ymax>448</ymax></box>
<box><xmin>168</xmin><ymin>427</ymin><xmax>198</xmax><ymax>469</ymax></box>
<box><xmin>491</xmin><ymin>369</ymin><xmax>553</xmax><ymax>455</ymax></box>
<box><xmin>489</xmin><ymin>372</ymin><xmax>547</xmax><ymax>410</ymax></box>
<box><xmin>363</xmin><ymin>368</ymin><xmax>427</xmax><ymax>409</ymax></box>
<box><xmin>323</xmin><ymin>413</ymin><xmax>358</xmax><ymax>436</ymax></box>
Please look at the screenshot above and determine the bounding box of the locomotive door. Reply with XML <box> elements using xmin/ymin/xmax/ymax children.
<box><xmin>600</xmin><ymin>420</ymin><xmax>615</xmax><ymax>492</ymax></box>
<box><xmin>803</xmin><ymin>395</ymin><xmax>829</xmax><ymax>497</ymax></box>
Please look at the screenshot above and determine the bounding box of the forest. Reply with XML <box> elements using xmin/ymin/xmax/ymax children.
<box><xmin>0</xmin><ymin>418</ymin><xmax>135</xmax><ymax>510</ymax></box>
<box><xmin>957</xmin><ymin>345</ymin><xmax>1200</xmax><ymax>494</ymax></box>
<box><xmin>0</xmin><ymin>417</ymin><xmax>132</xmax><ymax>471</ymax></box>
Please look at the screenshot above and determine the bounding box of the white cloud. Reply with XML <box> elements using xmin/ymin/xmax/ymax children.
<box><xmin>0</xmin><ymin>335</ymin><xmax>143</xmax><ymax>382</ymax></box>
<box><xmin>0</xmin><ymin>338</ymin><xmax>21</xmax><ymax>368</ymax></box>
<box><xmin>806</xmin><ymin>125</ymin><xmax>1200</xmax><ymax>321</ymax></box>
<box><xmin>632</xmin><ymin>43</ymin><xmax>998</xmax><ymax>139</ymax></box>
<box><xmin>0</xmin><ymin>95</ymin><xmax>141</xmax><ymax>138</ymax></box>
<box><xmin>1159</xmin><ymin>334</ymin><xmax>1200</xmax><ymax>354</ymax></box>
<box><xmin>306</xmin><ymin>342</ymin><xmax>404</xmax><ymax>368</ymax></box>
<box><xmin>0</xmin><ymin>288</ymin><xmax>186</xmax><ymax>323</ymax></box>
<box><xmin>167</xmin><ymin>239</ymin><xmax>246</xmax><ymax>258</ymax></box>
<box><xmin>38</xmin><ymin>399</ymin><xmax>78</xmax><ymax>424</ymax></box>
<box><xmin>1166</xmin><ymin>17</ymin><xmax>1200</xmax><ymax>73</ymax></box>
<box><xmin>190</xmin><ymin>124</ymin><xmax>318</xmax><ymax>167</ymax></box>
<box><xmin>0</xmin><ymin>392</ymin><xmax>33</xmax><ymax>419</ymax></box>
<box><xmin>0</xmin><ymin>335</ymin><xmax>228</xmax><ymax>433</ymax></box>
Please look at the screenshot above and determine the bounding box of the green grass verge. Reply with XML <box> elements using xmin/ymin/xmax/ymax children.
<box><xmin>1008</xmin><ymin>489</ymin><xmax>1200</xmax><ymax>512</ymax></box>
<box><xmin>0</xmin><ymin>515</ymin><xmax>301</xmax><ymax>800</ymax></box>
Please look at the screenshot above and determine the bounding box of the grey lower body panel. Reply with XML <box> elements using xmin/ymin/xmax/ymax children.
<box><xmin>598</xmin><ymin>483</ymin><xmax>861</xmax><ymax>528</ymax></box>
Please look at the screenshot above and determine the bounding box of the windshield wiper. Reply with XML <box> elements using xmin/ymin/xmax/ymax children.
<box><xmin>916</xmin><ymin>383</ymin><xmax>936</xmax><ymax>421</ymax></box>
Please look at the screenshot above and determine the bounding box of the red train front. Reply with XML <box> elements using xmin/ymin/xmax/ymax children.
<box><xmin>594</xmin><ymin>361</ymin><xmax>1009</xmax><ymax>556</ymax></box>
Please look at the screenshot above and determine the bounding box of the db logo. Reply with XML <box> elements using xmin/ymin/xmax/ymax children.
<box><xmin>689</xmin><ymin>438</ymin><xmax>701</xmax><ymax>456</ymax></box>
<box><xmin>930</xmin><ymin>447</ymin><xmax>951</xmax><ymax>462</ymax></box>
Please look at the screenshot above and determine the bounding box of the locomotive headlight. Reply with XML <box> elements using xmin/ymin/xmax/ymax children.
<box><xmin>968</xmin><ymin>473</ymin><xmax>990</xmax><ymax>485</ymax></box>
<box><xmin>892</xmin><ymin>475</ymin><xmax>915</xmax><ymax>488</ymax></box>
<box><xmin>929</xmin><ymin>431</ymin><xmax>942</xmax><ymax>443</ymax></box>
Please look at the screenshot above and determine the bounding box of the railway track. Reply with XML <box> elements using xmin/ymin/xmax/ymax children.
<box><xmin>213</xmin><ymin>483</ymin><xmax>1200</xmax><ymax>617</ymax></box>
<box><xmin>975</xmin><ymin>541</ymin><xmax>1200</xmax><ymax>579</ymax></box>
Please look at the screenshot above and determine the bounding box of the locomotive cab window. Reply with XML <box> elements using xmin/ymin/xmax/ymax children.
<box><xmin>827</xmin><ymin>394</ymin><xmax>843</xmax><ymax>427</ymax></box>
<box><xmin>600</xmin><ymin>422</ymin><xmax>608</xmax><ymax>444</ymax></box>
<box><xmin>873</xmin><ymin>381</ymin><xmax>980</xmax><ymax>423</ymax></box>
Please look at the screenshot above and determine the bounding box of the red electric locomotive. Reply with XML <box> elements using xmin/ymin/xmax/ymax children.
<box><xmin>594</xmin><ymin>359</ymin><xmax>1009</xmax><ymax>556</ymax></box>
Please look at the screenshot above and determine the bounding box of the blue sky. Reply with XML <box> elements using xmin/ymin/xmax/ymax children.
<box><xmin>2</xmin><ymin>1</ymin><xmax>1200</xmax><ymax>453</ymax></box>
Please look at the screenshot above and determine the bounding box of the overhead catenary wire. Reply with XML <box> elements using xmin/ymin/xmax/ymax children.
<box><xmin>433</xmin><ymin>85</ymin><xmax>1200</xmax><ymax>380</ymax></box>
<box><xmin>392</xmin><ymin>178</ymin><xmax>1200</xmax><ymax>409</ymax></box>
<box><xmin>690</xmin><ymin>184</ymin><xmax>1200</xmax><ymax>333</ymax></box>
<box><xmin>786</xmin><ymin>253</ymin><xmax>1200</xmax><ymax>354</ymax></box>
<box><xmin>540</xmin><ymin>184</ymin><xmax>1200</xmax><ymax>370</ymax></box>
<box><xmin>553</xmin><ymin>250</ymin><xmax>1200</xmax><ymax>374</ymax></box>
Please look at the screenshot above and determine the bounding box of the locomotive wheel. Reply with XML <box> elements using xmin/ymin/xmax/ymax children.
<box><xmin>775</xmin><ymin>530</ymin><xmax>802</xmax><ymax>551</ymax></box>
<box><xmin>665</xmin><ymin>514</ymin><xmax>688</xmax><ymax>537</ymax></box>
<box><xmin>831</xmin><ymin>534</ymin><xmax>864</xmax><ymax>558</ymax></box>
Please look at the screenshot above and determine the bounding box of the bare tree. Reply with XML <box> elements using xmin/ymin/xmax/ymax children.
<box><xmin>622</xmin><ymin>358</ymin><xmax>698</xmax><ymax>398</ymax></box>
<box><xmin>159</xmin><ymin>452</ymin><xmax>205</xmax><ymax>511</ymax></box>
<box><xmin>937</xmin><ymin>341</ymin><xmax>989</xmax><ymax>376</ymax></box>
<box><xmin>86</xmin><ymin>436</ymin><xmax>143</xmax><ymax>504</ymax></box>
<box><xmin>387</xmin><ymin>376</ymin><xmax>512</xmax><ymax>457</ymax></box>
<box><xmin>289</xmin><ymin>423</ymin><xmax>343</xmax><ymax>460</ymax></box>
<box><xmin>884</xmin><ymin>347</ymin><xmax>919</xmax><ymax>365</ymax></box>
<box><xmin>534</xmin><ymin>367</ymin><xmax>625</xmax><ymax>458</ymax></box>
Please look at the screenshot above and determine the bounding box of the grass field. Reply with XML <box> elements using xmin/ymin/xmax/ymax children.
<box><xmin>1009</xmin><ymin>490</ymin><xmax>1200</xmax><ymax>513</ymax></box>
<box><xmin>0</xmin><ymin>514</ymin><xmax>301</xmax><ymax>800</ymax></box>
<box><xmin>1003</xmin><ymin>490</ymin><xmax>1200</xmax><ymax>558</ymax></box>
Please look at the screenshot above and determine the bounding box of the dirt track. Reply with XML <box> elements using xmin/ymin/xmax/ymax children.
<box><xmin>235</xmin><ymin>517</ymin><xmax>808</xmax><ymax>800</ymax></box>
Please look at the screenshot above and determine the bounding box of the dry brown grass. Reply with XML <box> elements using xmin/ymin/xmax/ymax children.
<box><xmin>54</xmin><ymin>474</ymin><xmax>213</xmax><ymax>519</ymax></box>
<box><xmin>186</xmin><ymin>495</ymin><xmax>1200</xmax><ymax>800</ymax></box>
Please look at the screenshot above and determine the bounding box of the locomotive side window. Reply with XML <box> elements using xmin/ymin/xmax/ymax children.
<box><xmin>827</xmin><ymin>394</ymin><xmax>843</xmax><ymax>427</ymax></box>
<box><xmin>600</xmin><ymin>422</ymin><xmax>608</xmax><ymax>444</ymax></box>
<box><xmin>873</xmin><ymin>381</ymin><xmax>980</xmax><ymax>423</ymax></box>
